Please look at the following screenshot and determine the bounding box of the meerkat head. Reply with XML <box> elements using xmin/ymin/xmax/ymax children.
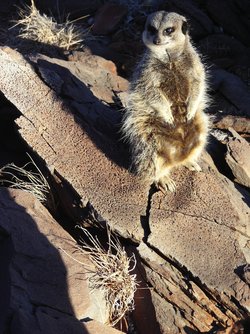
<box><xmin>142</xmin><ymin>11</ymin><xmax>189</xmax><ymax>59</ymax></box>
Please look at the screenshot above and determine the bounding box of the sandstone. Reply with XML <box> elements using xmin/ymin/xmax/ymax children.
<box><xmin>226</xmin><ymin>128</ymin><xmax>250</xmax><ymax>188</ymax></box>
<box><xmin>84</xmin><ymin>319</ymin><xmax>124</xmax><ymax>334</ymax></box>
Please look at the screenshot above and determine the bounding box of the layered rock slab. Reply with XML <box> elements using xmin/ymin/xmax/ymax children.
<box><xmin>0</xmin><ymin>187</ymin><xmax>124</xmax><ymax>333</ymax></box>
<box><xmin>0</xmin><ymin>47</ymin><xmax>149</xmax><ymax>241</ymax></box>
<box><xmin>148</xmin><ymin>161</ymin><xmax>250</xmax><ymax>319</ymax></box>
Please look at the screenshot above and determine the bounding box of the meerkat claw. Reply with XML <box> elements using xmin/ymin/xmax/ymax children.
<box><xmin>156</xmin><ymin>177</ymin><xmax>176</xmax><ymax>193</ymax></box>
<box><xmin>165</xmin><ymin>177</ymin><xmax>176</xmax><ymax>192</ymax></box>
<box><xmin>184</xmin><ymin>161</ymin><xmax>202</xmax><ymax>172</ymax></box>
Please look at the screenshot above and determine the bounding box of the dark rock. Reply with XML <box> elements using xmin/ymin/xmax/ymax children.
<box><xmin>92</xmin><ymin>3</ymin><xmax>127</xmax><ymax>36</ymax></box>
<box><xmin>34</xmin><ymin>0</ymin><xmax>102</xmax><ymax>19</ymax></box>
<box><xmin>206</xmin><ymin>0</ymin><xmax>250</xmax><ymax>47</ymax></box>
<box><xmin>210</xmin><ymin>68</ymin><xmax>250</xmax><ymax>117</ymax></box>
<box><xmin>0</xmin><ymin>0</ymin><xmax>19</xmax><ymax>13</ymax></box>
<box><xmin>198</xmin><ymin>34</ymin><xmax>246</xmax><ymax>67</ymax></box>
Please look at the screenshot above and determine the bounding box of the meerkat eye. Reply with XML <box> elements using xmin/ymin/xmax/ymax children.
<box><xmin>147</xmin><ymin>25</ymin><xmax>157</xmax><ymax>35</ymax></box>
<box><xmin>163</xmin><ymin>27</ymin><xmax>175</xmax><ymax>35</ymax></box>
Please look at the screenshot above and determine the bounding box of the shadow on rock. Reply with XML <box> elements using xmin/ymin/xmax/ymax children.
<box><xmin>35</xmin><ymin>58</ymin><xmax>131</xmax><ymax>171</ymax></box>
<box><xmin>0</xmin><ymin>187</ymin><xmax>90</xmax><ymax>334</ymax></box>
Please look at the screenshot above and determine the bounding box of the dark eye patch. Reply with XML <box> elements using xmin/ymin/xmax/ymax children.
<box><xmin>147</xmin><ymin>25</ymin><xmax>157</xmax><ymax>34</ymax></box>
<box><xmin>163</xmin><ymin>27</ymin><xmax>175</xmax><ymax>35</ymax></box>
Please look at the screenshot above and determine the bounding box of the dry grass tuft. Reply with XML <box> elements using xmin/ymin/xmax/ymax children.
<box><xmin>72</xmin><ymin>226</ymin><xmax>137</xmax><ymax>326</ymax></box>
<box><xmin>12</xmin><ymin>0</ymin><xmax>84</xmax><ymax>50</ymax></box>
<box><xmin>0</xmin><ymin>155</ymin><xmax>53</xmax><ymax>206</ymax></box>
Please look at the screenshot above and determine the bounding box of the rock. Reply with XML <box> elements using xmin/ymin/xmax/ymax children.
<box><xmin>0</xmin><ymin>188</ymin><xmax>122</xmax><ymax>333</ymax></box>
<box><xmin>35</xmin><ymin>51</ymin><xmax>128</xmax><ymax>105</ymax></box>
<box><xmin>226</xmin><ymin>128</ymin><xmax>250</xmax><ymax>188</ymax></box>
<box><xmin>216</xmin><ymin>318</ymin><xmax>250</xmax><ymax>334</ymax></box>
<box><xmin>148</xmin><ymin>159</ymin><xmax>250</xmax><ymax>316</ymax></box>
<box><xmin>138</xmin><ymin>242</ymin><xmax>227</xmax><ymax>333</ymax></box>
<box><xmin>198</xmin><ymin>34</ymin><xmax>246</xmax><ymax>67</ymax></box>
<box><xmin>206</xmin><ymin>0</ymin><xmax>250</xmax><ymax>47</ymax></box>
<box><xmin>0</xmin><ymin>93</ymin><xmax>26</xmax><ymax>168</ymax></box>
<box><xmin>210</xmin><ymin>68</ymin><xmax>250</xmax><ymax>117</ymax></box>
<box><xmin>213</xmin><ymin>115</ymin><xmax>250</xmax><ymax>134</ymax></box>
<box><xmin>0</xmin><ymin>0</ymin><xmax>18</xmax><ymax>13</ymax></box>
<box><xmin>126</xmin><ymin>246</ymin><xmax>161</xmax><ymax>334</ymax></box>
<box><xmin>92</xmin><ymin>3</ymin><xmax>127</xmax><ymax>35</ymax></box>
<box><xmin>84</xmin><ymin>319</ymin><xmax>125</xmax><ymax>334</ymax></box>
<box><xmin>35</xmin><ymin>0</ymin><xmax>102</xmax><ymax>19</ymax></box>
<box><xmin>0</xmin><ymin>47</ymin><xmax>149</xmax><ymax>242</ymax></box>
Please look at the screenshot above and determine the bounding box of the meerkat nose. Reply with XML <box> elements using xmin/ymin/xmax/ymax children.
<box><xmin>153</xmin><ymin>37</ymin><xmax>161</xmax><ymax>45</ymax></box>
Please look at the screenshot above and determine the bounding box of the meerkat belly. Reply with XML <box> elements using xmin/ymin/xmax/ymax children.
<box><xmin>155</xmin><ymin>117</ymin><xmax>202</xmax><ymax>166</ymax></box>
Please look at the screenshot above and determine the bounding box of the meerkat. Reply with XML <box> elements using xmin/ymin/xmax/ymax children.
<box><xmin>122</xmin><ymin>11</ymin><xmax>210</xmax><ymax>193</ymax></box>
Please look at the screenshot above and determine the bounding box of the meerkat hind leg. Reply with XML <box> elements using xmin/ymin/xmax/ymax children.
<box><xmin>183</xmin><ymin>161</ymin><xmax>202</xmax><ymax>172</ymax></box>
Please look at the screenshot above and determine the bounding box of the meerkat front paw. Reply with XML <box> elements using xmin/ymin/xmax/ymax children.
<box><xmin>184</xmin><ymin>161</ymin><xmax>202</xmax><ymax>172</ymax></box>
<box><xmin>166</xmin><ymin>110</ymin><xmax>174</xmax><ymax>124</ymax></box>
<box><xmin>186</xmin><ymin>107</ymin><xmax>196</xmax><ymax>121</ymax></box>
<box><xmin>155</xmin><ymin>176</ymin><xmax>176</xmax><ymax>194</ymax></box>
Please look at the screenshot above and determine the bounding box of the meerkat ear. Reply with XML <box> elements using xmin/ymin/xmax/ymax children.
<box><xmin>181</xmin><ymin>20</ymin><xmax>189</xmax><ymax>35</ymax></box>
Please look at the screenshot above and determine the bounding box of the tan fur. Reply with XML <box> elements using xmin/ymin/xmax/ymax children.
<box><xmin>122</xmin><ymin>11</ymin><xmax>210</xmax><ymax>192</ymax></box>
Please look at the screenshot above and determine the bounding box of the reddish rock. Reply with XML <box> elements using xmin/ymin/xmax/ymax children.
<box><xmin>36</xmin><ymin>51</ymin><xmax>128</xmax><ymax>104</ymax></box>
<box><xmin>213</xmin><ymin>115</ymin><xmax>250</xmax><ymax>134</ymax></box>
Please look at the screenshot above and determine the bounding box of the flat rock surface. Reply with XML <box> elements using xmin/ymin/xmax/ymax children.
<box><xmin>0</xmin><ymin>47</ymin><xmax>149</xmax><ymax>242</ymax></box>
<box><xmin>0</xmin><ymin>187</ymin><xmax>123</xmax><ymax>333</ymax></box>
